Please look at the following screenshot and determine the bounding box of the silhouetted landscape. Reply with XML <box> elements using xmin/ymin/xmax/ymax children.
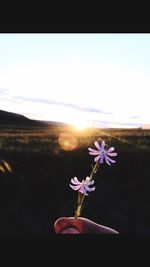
<box><xmin>0</xmin><ymin>109</ymin><xmax>49</xmax><ymax>127</ymax></box>
<box><xmin>0</xmin><ymin>110</ymin><xmax>150</xmax><ymax>234</ymax></box>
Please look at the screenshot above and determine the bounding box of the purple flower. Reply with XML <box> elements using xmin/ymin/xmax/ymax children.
<box><xmin>88</xmin><ymin>140</ymin><xmax>117</xmax><ymax>166</ymax></box>
<box><xmin>69</xmin><ymin>176</ymin><xmax>95</xmax><ymax>196</ymax></box>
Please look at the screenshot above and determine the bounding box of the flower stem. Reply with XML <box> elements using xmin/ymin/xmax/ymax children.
<box><xmin>89</xmin><ymin>160</ymin><xmax>100</xmax><ymax>182</ymax></box>
<box><xmin>74</xmin><ymin>192</ymin><xmax>84</xmax><ymax>218</ymax></box>
<box><xmin>74</xmin><ymin>160</ymin><xmax>100</xmax><ymax>220</ymax></box>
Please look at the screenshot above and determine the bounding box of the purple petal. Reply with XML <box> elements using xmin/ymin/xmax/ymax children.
<box><xmin>107</xmin><ymin>147</ymin><xmax>114</xmax><ymax>153</ymax></box>
<box><xmin>79</xmin><ymin>187</ymin><xmax>88</xmax><ymax>195</ymax></box>
<box><xmin>85</xmin><ymin>177</ymin><xmax>90</xmax><ymax>182</ymax></box>
<box><xmin>87</xmin><ymin>180</ymin><xmax>94</xmax><ymax>185</ymax></box>
<box><xmin>106</xmin><ymin>156</ymin><xmax>116</xmax><ymax>163</ymax></box>
<box><xmin>85</xmin><ymin>186</ymin><xmax>95</xmax><ymax>192</ymax></box>
<box><xmin>94</xmin><ymin>154</ymin><xmax>101</xmax><ymax>162</ymax></box>
<box><xmin>85</xmin><ymin>181</ymin><xmax>94</xmax><ymax>186</ymax></box>
<box><xmin>89</xmin><ymin>151</ymin><xmax>101</xmax><ymax>155</ymax></box>
<box><xmin>94</xmin><ymin>141</ymin><xmax>101</xmax><ymax>150</ymax></box>
<box><xmin>74</xmin><ymin>177</ymin><xmax>81</xmax><ymax>183</ymax></box>
<box><xmin>69</xmin><ymin>184</ymin><xmax>81</xmax><ymax>190</ymax></box>
<box><xmin>100</xmin><ymin>140</ymin><xmax>105</xmax><ymax>149</ymax></box>
<box><xmin>104</xmin><ymin>155</ymin><xmax>111</xmax><ymax>166</ymax></box>
<box><xmin>107</xmin><ymin>152</ymin><xmax>117</xmax><ymax>157</ymax></box>
<box><xmin>88</xmin><ymin>148</ymin><xmax>97</xmax><ymax>152</ymax></box>
<box><xmin>71</xmin><ymin>178</ymin><xmax>81</xmax><ymax>185</ymax></box>
<box><xmin>100</xmin><ymin>155</ymin><xmax>104</xmax><ymax>164</ymax></box>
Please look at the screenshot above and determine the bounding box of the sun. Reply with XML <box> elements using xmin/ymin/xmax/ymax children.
<box><xmin>70</xmin><ymin>119</ymin><xmax>91</xmax><ymax>131</ymax></box>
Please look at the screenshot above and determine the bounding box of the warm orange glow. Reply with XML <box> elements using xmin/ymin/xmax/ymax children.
<box><xmin>70</xmin><ymin>119</ymin><xmax>91</xmax><ymax>131</ymax></box>
<box><xmin>58</xmin><ymin>132</ymin><xmax>78</xmax><ymax>151</ymax></box>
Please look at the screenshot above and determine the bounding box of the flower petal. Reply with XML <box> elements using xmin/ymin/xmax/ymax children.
<box><xmin>74</xmin><ymin>177</ymin><xmax>81</xmax><ymax>183</ymax></box>
<box><xmin>71</xmin><ymin>178</ymin><xmax>81</xmax><ymax>185</ymax></box>
<box><xmin>100</xmin><ymin>155</ymin><xmax>104</xmax><ymax>164</ymax></box>
<box><xmin>88</xmin><ymin>148</ymin><xmax>97</xmax><ymax>152</ymax></box>
<box><xmin>79</xmin><ymin>187</ymin><xmax>88</xmax><ymax>195</ymax></box>
<box><xmin>104</xmin><ymin>155</ymin><xmax>111</xmax><ymax>166</ymax></box>
<box><xmin>94</xmin><ymin>141</ymin><xmax>101</xmax><ymax>150</ymax></box>
<box><xmin>100</xmin><ymin>140</ymin><xmax>105</xmax><ymax>149</ymax></box>
<box><xmin>107</xmin><ymin>152</ymin><xmax>117</xmax><ymax>157</ymax></box>
<box><xmin>69</xmin><ymin>184</ymin><xmax>81</xmax><ymax>190</ymax></box>
<box><xmin>89</xmin><ymin>151</ymin><xmax>101</xmax><ymax>155</ymax></box>
<box><xmin>85</xmin><ymin>186</ymin><xmax>95</xmax><ymax>192</ymax></box>
<box><xmin>106</xmin><ymin>156</ymin><xmax>116</xmax><ymax>163</ymax></box>
<box><xmin>94</xmin><ymin>154</ymin><xmax>101</xmax><ymax>162</ymax></box>
<box><xmin>87</xmin><ymin>180</ymin><xmax>94</xmax><ymax>185</ymax></box>
<box><xmin>88</xmin><ymin>148</ymin><xmax>101</xmax><ymax>155</ymax></box>
<box><xmin>107</xmin><ymin>147</ymin><xmax>114</xmax><ymax>153</ymax></box>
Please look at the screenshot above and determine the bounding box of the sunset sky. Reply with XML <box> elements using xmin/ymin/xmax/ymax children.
<box><xmin>0</xmin><ymin>33</ymin><xmax>150</xmax><ymax>128</ymax></box>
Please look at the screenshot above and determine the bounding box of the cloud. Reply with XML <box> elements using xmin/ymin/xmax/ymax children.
<box><xmin>0</xmin><ymin>91</ymin><xmax>143</xmax><ymax>128</ymax></box>
<box><xmin>0</xmin><ymin>88</ymin><xmax>10</xmax><ymax>95</ymax></box>
<box><xmin>128</xmin><ymin>115</ymin><xmax>141</xmax><ymax>119</ymax></box>
<box><xmin>90</xmin><ymin>119</ymin><xmax>142</xmax><ymax>128</ymax></box>
<box><xmin>14</xmin><ymin>95</ymin><xmax>113</xmax><ymax>115</ymax></box>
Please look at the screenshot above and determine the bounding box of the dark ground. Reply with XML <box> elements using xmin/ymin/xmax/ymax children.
<box><xmin>0</xmin><ymin>125</ymin><xmax>150</xmax><ymax>234</ymax></box>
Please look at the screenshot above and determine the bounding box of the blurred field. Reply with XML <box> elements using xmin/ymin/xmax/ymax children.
<box><xmin>0</xmin><ymin>125</ymin><xmax>150</xmax><ymax>234</ymax></box>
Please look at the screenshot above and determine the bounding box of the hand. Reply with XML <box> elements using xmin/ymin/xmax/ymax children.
<box><xmin>54</xmin><ymin>217</ymin><xmax>119</xmax><ymax>234</ymax></box>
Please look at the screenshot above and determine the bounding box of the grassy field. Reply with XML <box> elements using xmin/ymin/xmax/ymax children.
<box><xmin>0</xmin><ymin>125</ymin><xmax>150</xmax><ymax>234</ymax></box>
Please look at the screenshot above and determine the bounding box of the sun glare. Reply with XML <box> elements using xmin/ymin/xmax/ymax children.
<box><xmin>70</xmin><ymin>119</ymin><xmax>91</xmax><ymax>131</ymax></box>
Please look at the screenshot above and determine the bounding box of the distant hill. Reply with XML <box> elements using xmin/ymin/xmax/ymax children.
<box><xmin>0</xmin><ymin>109</ymin><xmax>74</xmax><ymax>130</ymax></box>
<box><xmin>0</xmin><ymin>109</ymin><xmax>147</xmax><ymax>132</ymax></box>
<box><xmin>0</xmin><ymin>110</ymin><xmax>48</xmax><ymax>128</ymax></box>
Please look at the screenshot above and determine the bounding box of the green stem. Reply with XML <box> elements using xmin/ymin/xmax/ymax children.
<box><xmin>74</xmin><ymin>160</ymin><xmax>100</xmax><ymax>220</ymax></box>
<box><xmin>89</xmin><ymin>160</ymin><xmax>100</xmax><ymax>181</ymax></box>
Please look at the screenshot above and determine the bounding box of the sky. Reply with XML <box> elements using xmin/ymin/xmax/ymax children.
<box><xmin>0</xmin><ymin>33</ymin><xmax>150</xmax><ymax>129</ymax></box>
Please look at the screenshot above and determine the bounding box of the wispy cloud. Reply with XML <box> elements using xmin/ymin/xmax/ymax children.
<box><xmin>89</xmin><ymin>119</ymin><xmax>142</xmax><ymax>128</ymax></box>
<box><xmin>0</xmin><ymin>90</ymin><xmax>142</xmax><ymax>128</ymax></box>
<box><xmin>14</xmin><ymin>95</ymin><xmax>113</xmax><ymax>115</ymax></box>
<box><xmin>128</xmin><ymin>115</ymin><xmax>141</xmax><ymax>119</ymax></box>
<box><xmin>0</xmin><ymin>88</ymin><xmax>10</xmax><ymax>95</ymax></box>
<box><xmin>0</xmin><ymin>90</ymin><xmax>22</xmax><ymax>105</ymax></box>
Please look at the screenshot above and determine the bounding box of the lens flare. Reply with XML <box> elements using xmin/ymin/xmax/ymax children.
<box><xmin>0</xmin><ymin>160</ymin><xmax>12</xmax><ymax>173</ymax></box>
<box><xmin>58</xmin><ymin>133</ymin><xmax>78</xmax><ymax>151</ymax></box>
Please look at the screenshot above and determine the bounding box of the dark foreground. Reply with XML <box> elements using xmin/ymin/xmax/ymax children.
<box><xmin>0</xmin><ymin>125</ymin><xmax>150</xmax><ymax>234</ymax></box>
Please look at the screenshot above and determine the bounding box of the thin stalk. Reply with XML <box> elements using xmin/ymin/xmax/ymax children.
<box><xmin>74</xmin><ymin>160</ymin><xmax>100</xmax><ymax>220</ymax></box>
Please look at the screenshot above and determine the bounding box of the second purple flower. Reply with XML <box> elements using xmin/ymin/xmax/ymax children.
<box><xmin>88</xmin><ymin>140</ymin><xmax>117</xmax><ymax>166</ymax></box>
